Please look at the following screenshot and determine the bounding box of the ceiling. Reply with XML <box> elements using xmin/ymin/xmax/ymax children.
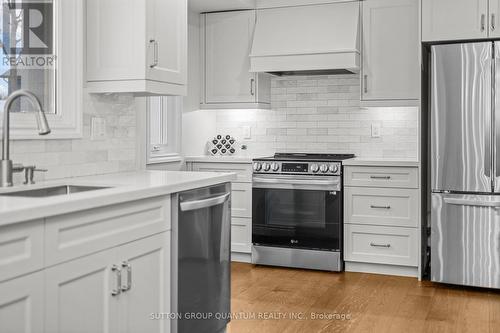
<box><xmin>188</xmin><ymin>0</ymin><xmax>256</xmax><ymax>13</ymax></box>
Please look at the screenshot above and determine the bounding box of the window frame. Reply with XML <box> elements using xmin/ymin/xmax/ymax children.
<box><xmin>146</xmin><ymin>96</ymin><xmax>182</xmax><ymax>164</ymax></box>
<box><xmin>0</xmin><ymin>0</ymin><xmax>83</xmax><ymax>139</ymax></box>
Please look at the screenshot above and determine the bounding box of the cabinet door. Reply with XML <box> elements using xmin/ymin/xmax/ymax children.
<box><xmin>118</xmin><ymin>233</ymin><xmax>171</xmax><ymax>333</ymax></box>
<box><xmin>0</xmin><ymin>272</ymin><xmax>44</xmax><ymax>333</ymax></box>
<box><xmin>490</xmin><ymin>0</ymin><xmax>500</xmax><ymax>37</ymax></box>
<box><xmin>204</xmin><ymin>11</ymin><xmax>256</xmax><ymax>104</ymax></box>
<box><xmin>362</xmin><ymin>0</ymin><xmax>419</xmax><ymax>101</ymax></box>
<box><xmin>146</xmin><ymin>0</ymin><xmax>187</xmax><ymax>86</ymax></box>
<box><xmin>45</xmin><ymin>248</ymin><xmax>119</xmax><ymax>333</ymax></box>
<box><xmin>422</xmin><ymin>0</ymin><xmax>488</xmax><ymax>41</ymax></box>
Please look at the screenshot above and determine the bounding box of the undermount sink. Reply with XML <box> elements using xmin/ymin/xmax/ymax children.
<box><xmin>0</xmin><ymin>185</ymin><xmax>111</xmax><ymax>198</ymax></box>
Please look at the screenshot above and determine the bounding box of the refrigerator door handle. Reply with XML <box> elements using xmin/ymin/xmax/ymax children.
<box><xmin>444</xmin><ymin>197</ymin><xmax>500</xmax><ymax>207</ymax></box>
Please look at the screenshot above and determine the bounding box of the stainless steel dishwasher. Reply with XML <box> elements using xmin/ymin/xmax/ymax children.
<box><xmin>171</xmin><ymin>183</ymin><xmax>231</xmax><ymax>333</ymax></box>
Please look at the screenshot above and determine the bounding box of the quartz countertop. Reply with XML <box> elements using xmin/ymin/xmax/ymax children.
<box><xmin>0</xmin><ymin>170</ymin><xmax>236</xmax><ymax>226</ymax></box>
<box><xmin>185</xmin><ymin>155</ymin><xmax>268</xmax><ymax>163</ymax></box>
<box><xmin>342</xmin><ymin>158</ymin><xmax>420</xmax><ymax>167</ymax></box>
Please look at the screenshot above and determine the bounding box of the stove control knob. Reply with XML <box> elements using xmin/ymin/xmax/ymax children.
<box><xmin>311</xmin><ymin>164</ymin><xmax>319</xmax><ymax>173</ymax></box>
<box><xmin>329</xmin><ymin>164</ymin><xmax>339</xmax><ymax>173</ymax></box>
<box><xmin>253</xmin><ymin>162</ymin><xmax>262</xmax><ymax>172</ymax></box>
<box><xmin>320</xmin><ymin>164</ymin><xmax>329</xmax><ymax>173</ymax></box>
<box><xmin>262</xmin><ymin>162</ymin><xmax>271</xmax><ymax>172</ymax></box>
<box><xmin>271</xmin><ymin>162</ymin><xmax>280</xmax><ymax>172</ymax></box>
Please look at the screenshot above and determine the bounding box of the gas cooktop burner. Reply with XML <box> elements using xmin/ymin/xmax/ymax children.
<box><xmin>258</xmin><ymin>153</ymin><xmax>356</xmax><ymax>161</ymax></box>
<box><xmin>253</xmin><ymin>153</ymin><xmax>355</xmax><ymax>176</ymax></box>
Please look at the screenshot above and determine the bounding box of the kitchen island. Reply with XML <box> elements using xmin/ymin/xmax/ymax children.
<box><xmin>0</xmin><ymin>170</ymin><xmax>235</xmax><ymax>333</ymax></box>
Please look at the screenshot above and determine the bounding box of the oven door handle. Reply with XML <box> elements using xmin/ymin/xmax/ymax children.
<box><xmin>252</xmin><ymin>177</ymin><xmax>340</xmax><ymax>191</ymax></box>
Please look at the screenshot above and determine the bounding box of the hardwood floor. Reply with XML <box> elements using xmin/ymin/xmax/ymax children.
<box><xmin>228</xmin><ymin>263</ymin><xmax>500</xmax><ymax>333</ymax></box>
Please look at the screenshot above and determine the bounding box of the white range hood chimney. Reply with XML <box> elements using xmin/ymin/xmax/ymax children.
<box><xmin>250</xmin><ymin>1</ymin><xmax>360</xmax><ymax>75</ymax></box>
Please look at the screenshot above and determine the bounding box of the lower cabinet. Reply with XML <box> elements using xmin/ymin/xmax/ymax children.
<box><xmin>45</xmin><ymin>232</ymin><xmax>171</xmax><ymax>333</ymax></box>
<box><xmin>0</xmin><ymin>272</ymin><xmax>44</xmax><ymax>333</ymax></box>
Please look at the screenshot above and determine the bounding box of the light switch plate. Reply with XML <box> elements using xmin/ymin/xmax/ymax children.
<box><xmin>91</xmin><ymin>117</ymin><xmax>106</xmax><ymax>140</ymax></box>
<box><xmin>243</xmin><ymin>126</ymin><xmax>251</xmax><ymax>139</ymax></box>
<box><xmin>371</xmin><ymin>123</ymin><xmax>381</xmax><ymax>138</ymax></box>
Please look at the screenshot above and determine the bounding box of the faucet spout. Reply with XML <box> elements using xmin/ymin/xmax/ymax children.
<box><xmin>1</xmin><ymin>90</ymin><xmax>51</xmax><ymax>186</ymax></box>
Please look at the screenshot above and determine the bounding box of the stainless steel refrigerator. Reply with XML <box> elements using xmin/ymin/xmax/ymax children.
<box><xmin>431</xmin><ymin>42</ymin><xmax>500</xmax><ymax>289</ymax></box>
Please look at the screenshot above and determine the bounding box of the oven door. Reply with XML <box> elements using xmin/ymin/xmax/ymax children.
<box><xmin>252</xmin><ymin>175</ymin><xmax>342</xmax><ymax>251</ymax></box>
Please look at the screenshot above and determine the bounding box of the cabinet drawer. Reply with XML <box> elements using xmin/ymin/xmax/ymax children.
<box><xmin>0</xmin><ymin>220</ymin><xmax>44</xmax><ymax>282</ymax></box>
<box><xmin>344</xmin><ymin>224</ymin><xmax>418</xmax><ymax>267</ymax></box>
<box><xmin>231</xmin><ymin>217</ymin><xmax>251</xmax><ymax>254</ymax></box>
<box><xmin>191</xmin><ymin>162</ymin><xmax>252</xmax><ymax>183</ymax></box>
<box><xmin>45</xmin><ymin>196</ymin><xmax>171</xmax><ymax>266</ymax></box>
<box><xmin>344</xmin><ymin>187</ymin><xmax>418</xmax><ymax>227</ymax></box>
<box><xmin>231</xmin><ymin>182</ymin><xmax>252</xmax><ymax>218</ymax></box>
<box><xmin>344</xmin><ymin>166</ymin><xmax>418</xmax><ymax>188</ymax></box>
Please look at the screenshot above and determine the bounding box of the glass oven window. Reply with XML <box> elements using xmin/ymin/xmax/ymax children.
<box><xmin>265</xmin><ymin>189</ymin><xmax>326</xmax><ymax>228</ymax></box>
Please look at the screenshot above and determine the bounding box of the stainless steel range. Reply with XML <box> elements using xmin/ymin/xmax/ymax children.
<box><xmin>251</xmin><ymin>153</ymin><xmax>354</xmax><ymax>271</ymax></box>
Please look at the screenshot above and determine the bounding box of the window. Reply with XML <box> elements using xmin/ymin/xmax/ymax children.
<box><xmin>0</xmin><ymin>0</ymin><xmax>82</xmax><ymax>139</ymax></box>
<box><xmin>147</xmin><ymin>96</ymin><xmax>181</xmax><ymax>164</ymax></box>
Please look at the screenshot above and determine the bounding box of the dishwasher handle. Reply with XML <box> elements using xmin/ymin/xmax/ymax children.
<box><xmin>180</xmin><ymin>192</ymin><xmax>230</xmax><ymax>212</ymax></box>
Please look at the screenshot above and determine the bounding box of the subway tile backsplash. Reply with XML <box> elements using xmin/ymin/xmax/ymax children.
<box><xmin>216</xmin><ymin>74</ymin><xmax>418</xmax><ymax>159</ymax></box>
<box><xmin>10</xmin><ymin>92</ymin><xmax>137</xmax><ymax>183</ymax></box>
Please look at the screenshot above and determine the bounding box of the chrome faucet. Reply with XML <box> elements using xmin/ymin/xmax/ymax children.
<box><xmin>0</xmin><ymin>90</ymin><xmax>51</xmax><ymax>187</ymax></box>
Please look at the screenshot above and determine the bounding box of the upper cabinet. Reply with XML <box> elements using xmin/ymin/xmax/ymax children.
<box><xmin>86</xmin><ymin>0</ymin><xmax>187</xmax><ymax>96</ymax></box>
<box><xmin>201</xmin><ymin>10</ymin><xmax>271</xmax><ymax>109</ymax></box>
<box><xmin>361</xmin><ymin>0</ymin><xmax>419</xmax><ymax>103</ymax></box>
<box><xmin>422</xmin><ymin>0</ymin><xmax>494</xmax><ymax>41</ymax></box>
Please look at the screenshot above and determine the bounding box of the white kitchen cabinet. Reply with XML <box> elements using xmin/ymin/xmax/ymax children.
<box><xmin>344</xmin><ymin>165</ymin><xmax>420</xmax><ymax>277</ymax></box>
<box><xmin>45</xmin><ymin>232</ymin><xmax>171</xmax><ymax>333</ymax></box>
<box><xmin>422</xmin><ymin>0</ymin><xmax>489</xmax><ymax>41</ymax></box>
<box><xmin>201</xmin><ymin>10</ymin><xmax>271</xmax><ymax>109</ymax></box>
<box><xmin>118</xmin><ymin>233</ymin><xmax>171</xmax><ymax>333</ymax></box>
<box><xmin>45</xmin><ymin>247</ymin><xmax>119</xmax><ymax>333</ymax></box>
<box><xmin>86</xmin><ymin>0</ymin><xmax>187</xmax><ymax>96</ymax></box>
<box><xmin>361</xmin><ymin>0</ymin><xmax>419</xmax><ymax>102</ymax></box>
<box><xmin>489</xmin><ymin>0</ymin><xmax>500</xmax><ymax>37</ymax></box>
<box><xmin>0</xmin><ymin>272</ymin><xmax>44</xmax><ymax>333</ymax></box>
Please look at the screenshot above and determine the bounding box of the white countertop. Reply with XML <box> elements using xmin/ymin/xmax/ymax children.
<box><xmin>185</xmin><ymin>155</ymin><xmax>268</xmax><ymax>163</ymax></box>
<box><xmin>342</xmin><ymin>158</ymin><xmax>420</xmax><ymax>167</ymax></box>
<box><xmin>0</xmin><ymin>170</ymin><xmax>236</xmax><ymax>226</ymax></box>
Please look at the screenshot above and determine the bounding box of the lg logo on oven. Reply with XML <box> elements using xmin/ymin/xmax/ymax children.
<box><xmin>290</xmin><ymin>239</ymin><xmax>299</xmax><ymax>244</ymax></box>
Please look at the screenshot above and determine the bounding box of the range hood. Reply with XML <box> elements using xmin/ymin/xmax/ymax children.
<box><xmin>250</xmin><ymin>1</ymin><xmax>360</xmax><ymax>75</ymax></box>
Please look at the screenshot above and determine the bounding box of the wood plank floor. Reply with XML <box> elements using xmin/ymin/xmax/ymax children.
<box><xmin>228</xmin><ymin>263</ymin><xmax>500</xmax><ymax>333</ymax></box>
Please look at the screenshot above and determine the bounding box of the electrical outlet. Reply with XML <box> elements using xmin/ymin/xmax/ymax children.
<box><xmin>243</xmin><ymin>126</ymin><xmax>251</xmax><ymax>139</ymax></box>
<box><xmin>371</xmin><ymin>123</ymin><xmax>381</xmax><ymax>138</ymax></box>
<box><xmin>91</xmin><ymin>117</ymin><xmax>106</xmax><ymax>140</ymax></box>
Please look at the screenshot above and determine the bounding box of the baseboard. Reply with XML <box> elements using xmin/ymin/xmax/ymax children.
<box><xmin>345</xmin><ymin>261</ymin><xmax>418</xmax><ymax>278</ymax></box>
<box><xmin>231</xmin><ymin>252</ymin><xmax>251</xmax><ymax>263</ymax></box>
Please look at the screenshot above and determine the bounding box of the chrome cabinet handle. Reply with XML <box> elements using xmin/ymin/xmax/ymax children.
<box><xmin>121</xmin><ymin>261</ymin><xmax>132</xmax><ymax>292</ymax></box>
<box><xmin>481</xmin><ymin>14</ymin><xmax>486</xmax><ymax>32</ymax></box>
<box><xmin>492</xmin><ymin>14</ymin><xmax>496</xmax><ymax>31</ymax></box>
<box><xmin>363</xmin><ymin>75</ymin><xmax>368</xmax><ymax>93</ymax></box>
<box><xmin>370</xmin><ymin>242</ymin><xmax>391</xmax><ymax>248</ymax></box>
<box><xmin>250</xmin><ymin>78</ymin><xmax>255</xmax><ymax>96</ymax></box>
<box><xmin>370</xmin><ymin>205</ymin><xmax>391</xmax><ymax>209</ymax></box>
<box><xmin>111</xmin><ymin>265</ymin><xmax>122</xmax><ymax>296</ymax></box>
<box><xmin>370</xmin><ymin>176</ymin><xmax>391</xmax><ymax>180</ymax></box>
<box><xmin>149</xmin><ymin>39</ymin><xmax>159</xmax><ymax>68</ymax></box>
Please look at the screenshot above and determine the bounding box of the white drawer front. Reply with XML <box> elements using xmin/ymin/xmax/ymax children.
<box><xmin>191</xmin><ymin>162</ymin><xmax>252</xmax><ymax>183</ymax></box>
<box><xmin>344</xmin><ymin>187</ymin><xmax>418</xmax><ymax>227</ymax></box>
<box><xmin>231</xmin><ymin>182</ymin><xmax>252</xmax><ymax>218</ymax></box>
<box><xmin>45</xmin><ymin>196</ymin><xmax>170</xmax><ymax>266</ymax></box>
<box><xmin>344</xmin><ymin>166</ymin><xmax>418</xmax><ymax>188</ymax></box>
<box><xmin>0</xmin><ymin>221</ymin><xmax>44</xmax><ymax>282</ymax></box>
<box><xmin>231</xmin><ymin>217</ymin><xmax>251</xmax><ymax>254</ymax></box>
<box><xmin>344</xmin><ymin>224</ymin><xmax>418</xmax><ymax>267</ymax></box>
